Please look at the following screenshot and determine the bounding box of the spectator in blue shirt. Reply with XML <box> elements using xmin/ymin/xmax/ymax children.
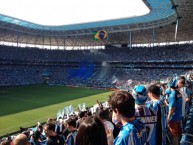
<box><xmin>132</xmin><ymin>85</ymin><xmax>157</xmax><ymax>145</ymax></box>
<box><xmin>108</xmin><ymin>91</ymin><xmax>148</xmax><ymax>145</ymax></box>
<box><xmin>167</xmin><ymin>79</ymin><xmax>182</xmax><ymax>145</ymax></box>
<box><xmin>147</xmin><ymin>85</ymin><xmax>168</xmax><ymax>145</ymax></box>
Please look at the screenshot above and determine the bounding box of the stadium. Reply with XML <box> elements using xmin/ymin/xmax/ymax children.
<box><xmin>0</xmin><ymin>0</ymin><xmax>193</xmax><ymax>144</ymax></box>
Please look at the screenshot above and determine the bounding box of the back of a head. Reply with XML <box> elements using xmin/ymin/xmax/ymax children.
<box><xmin>76</xmin><ymin>116</ymin><xmax>108</xmax><ymax>145</ymax></box>
<box><xmin>32</xmin><ymin>130</ymin><xmax>41</xmax><ymax>141</ymax></box>
<box><xmin>108</xmin><ymin>91</ymin><xmax>135</xmax><ymax>118</ymax></box>
<box><xmin>179</xmin><ymin>76</ymin><xmax>186</xmax><ymax>80</ymax></box>
<box><xmin>37</xmin><ymin>124</ymin><xmax>43</xmax><ymax>132</ymax></box>
<box><xmin>147</xmin><ymin>85</ymin><xmax>160</xmax><ymax>97</ymax></box>
<box><xmin>0</xmin><ymin>140</ymin><xmax>11</xmax><ymax>145</ymax></box>
<box><xmin>13</xmin><ymin>134</ymin><xmax>28</xmax><ymax>145</ymax></box>
<box><xmin>97</xmin><ymin>108</ymin><xmax>109</xmax><ymax>121</ymax></box>
<box><xmin>78</xmin><ymin>111</ymin><xmax>86</xmax><ymax>119</ymax></box>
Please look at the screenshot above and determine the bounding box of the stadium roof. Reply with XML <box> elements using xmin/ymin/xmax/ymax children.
<box><xmin>0</xmin><ymin>0</ymin><xmax>149</xmax><ymax>26</ymax></box>
<box><xmin>0</xmin><ymin>0</ymin><xmax>192</xmax><ymax>47</ymax></box>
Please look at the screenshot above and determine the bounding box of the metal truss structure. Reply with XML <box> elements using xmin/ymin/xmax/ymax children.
<box><xmin>0</xmin><ymin>0</ymin><xmax>192</xmax><ymax>47</ymax></box>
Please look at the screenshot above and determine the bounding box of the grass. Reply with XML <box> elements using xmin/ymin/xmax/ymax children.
<box><xmin>0</xmin><ymin>85</ymin><xmax>112</xmax><ymax>137</ymax></box>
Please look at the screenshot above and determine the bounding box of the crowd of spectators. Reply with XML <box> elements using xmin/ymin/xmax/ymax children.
<box><xmin>1</xmin><ymin>44</ymin><xmax>193</xmax><ymax>144</ymax></box>
<box><xmin>1</xmin><ymin>44</ymin><xmax>193</xmax><ymax>63</ymax></box>
<box><xmin>0</xmin><ymin>63</ymin><xmax>190</xmax><ymax>89</ymax></box>
<box><xmin>1</xmin><ymin>44</ymin><xmax>193</xmax><ymax>87</ymax></box>
<box><xmin>1</xmin><ymin>74</ymin><xmax>193</xmax><ymax>145</ymax></box>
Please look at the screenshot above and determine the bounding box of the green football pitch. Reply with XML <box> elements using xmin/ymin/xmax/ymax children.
<box><xmin>0</xmin><ymin>85</ymin><xmax>112</xmax><ymax>137</ymax></box>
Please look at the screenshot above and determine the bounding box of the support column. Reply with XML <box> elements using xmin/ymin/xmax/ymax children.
<box><xmin>130</xmin><ymin>31</ymin><xmax>132</xmax><ymax>50</ymax></box>
<box><xmin>16</xmin><ymin>32</ymin><xmax>19</xmax><ymax>47</ymax></box>
<box><xmin>152</xmin><ymin>28</ymin><xmax>155</xmax><ymax>48</ymax></box>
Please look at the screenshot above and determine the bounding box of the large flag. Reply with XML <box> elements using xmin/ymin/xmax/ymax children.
<box><xmin>93</xmin><ymin>30</ymin><xmax>108</xmax><ymax>40</ymax></box>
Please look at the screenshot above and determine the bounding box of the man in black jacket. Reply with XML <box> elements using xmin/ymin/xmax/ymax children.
<box><xmin>44</xmin><ymin>122</ymin><xmax>64</xmax><ymax>145</ymax></box>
